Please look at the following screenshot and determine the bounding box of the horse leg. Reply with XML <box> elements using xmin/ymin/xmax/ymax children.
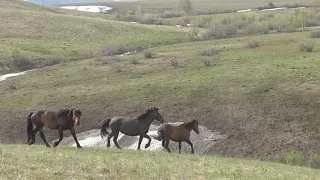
<box><xmin>165</xmin><ymin>139</ymin><xmax>171</xmax><ymax>153</ymax></box>
<box><xmin>70</xmin><ymin>127</ymin><xmax>82</xmax><ymax>148</ymax></box>
<box><xmin>161</xmin><ymin>139</ymin><xmax>165</xmax><ymax>147</ymax></box>
<box><xmin>39</xmin><ymin>128</ymin><xmax>50</xmax><ymax>147</ymax></box>
<box><xmin>143</xmin><ymin>134</ymin><xmax>151</xmax><ymax>149</ymax></box>
<box><xmin>106</xmin><ymin>132</ymin><xmax>114</xmax><ymax>148</ymax></box>
<box><xmin>137</xmin><ymin>135</ymin><xmax>143</xmax><ymax>150</ymax></box>
<box><xmin>28</xmin><ymin>127</ymin><xmax>39</xmax><ymax>145</ymax></box>
<box><xmin>179</xmin><ymin>142</ymin><xmax>182</xmax><ymax>153</ymax></box>
<box><xmin>186</xmin><ymin>140</ymin><xmax>194</xmax><ymax>154</ymax></box>
<box><xmin>53</xmin><ymin>128</ymin><xmax>63</xmax><ymax>147</ymax></box>
<box><xmin>113</xmin><ymin>132</ymin><xmax>121</xmax><ymax>149</ymax></box>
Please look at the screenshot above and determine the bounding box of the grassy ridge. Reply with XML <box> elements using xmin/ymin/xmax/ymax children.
<box><xmin>0</xmin><ymin>145</ymin><xmax>319</xmax><ymax>179</ymax></box>
<box><xmin>84</xmin><ymin>0</ymin><xmax>308</xmax><ymax>13</ymax></box>
<box><xmin>0</xmin><ymin>1</ymin><xmax>189</xmax><ymax>73</ymax></box>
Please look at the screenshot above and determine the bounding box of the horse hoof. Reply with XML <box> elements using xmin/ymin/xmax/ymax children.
<box><xmin>77</xmin><ymin>146</ymin><xmax>82</xmax><ymax>149</ymax></box>
<box><xmin>145</xmin><ymin>144</ymin><xmax>150</xmax><ymax>149</ymax></box>
<box><xmin>46</xmin><ymin>145</ymin><xmax>51</xmax><ymax>148</ymax></box>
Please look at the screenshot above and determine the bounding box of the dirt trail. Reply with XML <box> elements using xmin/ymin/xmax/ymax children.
<box><xmin>57</xmin><ymin>125</ymin><xmax>226</xmax><ymax>154</ymax></box>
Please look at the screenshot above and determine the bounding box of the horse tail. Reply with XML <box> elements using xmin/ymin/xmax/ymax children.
<box><xmin>100</xmin><ymin>118</ymin><xmax>111</xmax><ymax>139</ymax></box>
<box><xmin>27</xmin><ymin>112</ymin><xmax>34</xmax><ymax>143</ymax></box>
<box><xmin>152</xmin><ymin>129</ymin><xmax>164</xmax><ymax>141</ymax></box>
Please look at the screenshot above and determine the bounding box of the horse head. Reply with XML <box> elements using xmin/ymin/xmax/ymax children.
<box><xmin>191</xmin><ymin>119</ymin><xmax>200</xmax><ymax>134</ymax></box>
<box><xmin>146</xmin><ymin>106</ymin><xmax>164</xmax><ymax>123</ymax></box>
<box><xmin>69</xmin><ymin>109</ymin><xmax>82</xmax><ymax>126</ymax></box>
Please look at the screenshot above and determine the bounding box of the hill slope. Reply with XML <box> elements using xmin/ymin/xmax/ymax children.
<box><xmin>0</xmin><ymin>0</ymin><xmax>319</xmax><ymax>163</ymax></box>
<box><xmin>0</xmin><ymin>0</ymin><xmax>189</xmax><ymax>74</ymax></box>
<box><xmin>0</xmin><ymin>145</ymin><xmax>319</xmax><ymax>179</ymax></box>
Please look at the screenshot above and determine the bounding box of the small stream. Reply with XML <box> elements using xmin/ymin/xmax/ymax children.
<box><xmin>0</xmin><ymin>69</ymin><xmax>36</xmax><ymax>82</ymax></box>
<box><xmin>57</xmin><ymin>124</ymin><xmax>227</xmax><ymax>154</ymax></box>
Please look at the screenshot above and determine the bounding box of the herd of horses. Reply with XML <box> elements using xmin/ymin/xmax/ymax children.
<box><xmin>26</xmin><ymin>107</ymin><xmax>200</xmax><ymax>153</ymax></box>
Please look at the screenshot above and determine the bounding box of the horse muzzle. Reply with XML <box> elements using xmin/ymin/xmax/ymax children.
<box><xmin>74</xmin><ymin>118</ymin><xmax>80</xmax><ymax>126</ymax></box>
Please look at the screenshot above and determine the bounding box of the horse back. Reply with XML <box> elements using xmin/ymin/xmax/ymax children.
<box><xmin>162</xmin><ymin>123</ymin><xmax>190</xmax><ymax>142</ymax></box>
<box><xmin>32</xmin><ymin>110</ymin><xmax>59</xmax><ymax>129</ymax></box>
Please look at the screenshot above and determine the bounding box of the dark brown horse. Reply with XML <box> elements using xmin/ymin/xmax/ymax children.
<box><xmin>153</xmin><ymin>119</ymin><xmax>199</xmax><ymax>153</ymax></box>
<box><xmin>100</xmin><ymin>107</ymin><xmax>164</xmax><ymax>150</ymax></box>
<box><xmin>27</xmin><ymin>109</ymin><xmax>82</xmax><ymax>148</ymax></box>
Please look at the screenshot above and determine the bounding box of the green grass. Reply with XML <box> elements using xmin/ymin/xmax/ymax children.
<box><xmin>1</xmin><ymin>30</ymin><xmax>319</xmax><ymax>161</ymax></box>
<box><xmin>81</xmin><ymin>0</ymin><xmax>308</xmax><ymax>14</ymax></box>
<box><xmin>0</xmin><ymin>1</ymin><xmax>189</xmax><ymax>73</ymax></box>
<box><xmin>0</xmin><ymin>145</ymin><xmax>319</xmax><ymax>180</ymax></box>
<box><xmin>1</xmin><ymin>0</ymin><xmax>320</xmax><ymax>162</ymax></box>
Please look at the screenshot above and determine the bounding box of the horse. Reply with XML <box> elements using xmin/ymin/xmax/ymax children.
<box><xmin>100</xmin><ymin>107</ymin><xmax>164</xmax><ymax>150</ymax></box>
<box><xmin>152</xmin><ymin>119</ymin><xmax>199</xmax><ymax>153</ymax></box>
<box><xmin>26</xmin><ymin>109</ymin><xmax>82</xmax><ymax>148</ymax></box>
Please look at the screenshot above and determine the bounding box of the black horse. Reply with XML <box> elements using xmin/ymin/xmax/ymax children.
<box><xmin>101</xmin><ymin>107</ymin><xmax>164</xmax><ymax>150</ymax></box>
<box><xmin>27</xmin><ymin>109</ymin><xmax>82</xmax><ymax>148</ymax></box>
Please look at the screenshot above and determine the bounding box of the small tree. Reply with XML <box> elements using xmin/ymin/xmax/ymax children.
<box><xmin>268</xmin><ymin>2</ymin><xmax>275</xmax><ymax>8</ymax></box>
<box><xmin>297</xmin><ymin>10</ymin><xmax>309</xmax><ymax>29</ymax></box>
<box><xmin>179</xmin><ymin>0</ymin><xmax>193</xmax><ymax>15</ymax></box>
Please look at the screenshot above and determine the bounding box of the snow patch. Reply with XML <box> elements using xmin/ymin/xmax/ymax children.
<box><xmin>61</xmin><ymin>6</ymin><xmax>112</xmax><ymax>13</ymax></box>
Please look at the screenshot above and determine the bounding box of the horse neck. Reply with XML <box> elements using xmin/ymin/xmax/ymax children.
<box><xmin>184</xmin><ymin>122</ymin><xmax>194</xmax><ymax>132</ymax></box>
<box><xmin>139</xmin><ymin>113</ymin><xmax>155</xmax><ymax>127</ymax></box>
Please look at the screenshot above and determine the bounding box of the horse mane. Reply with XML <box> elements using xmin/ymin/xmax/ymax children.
<box><xmin>184</xmin><ymin>120</ymin><xmax>197</xmax><ymax>130</ymax></box>
<box><xmin>136</xmin><ymin>106</ymin><xmax>158</xmax><ymax>121</ymax></box>
<box><xmin>56</xmin><ymin>109</ymin><xmax>72</xmax><ymax>117</ymax></box>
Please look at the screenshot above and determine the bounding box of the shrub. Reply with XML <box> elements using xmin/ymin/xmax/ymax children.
<box><xmin>299</xmin><ymin>39</ymin><xmax>315</xmax><ymax>52</ymax></box>
<box><xmin>223</xmin><ymin>24</ymin><xmax>238</xmax><ymax>35</ymax></box>
<box><xmin>131</xmin><ymin>56</ymin><xmax>140</xmax><ymax>64</ymax></box>
<box><xmin>265</xmin><ymin>13</ymin><xmax>275</xmax><ymax>18</ymax></box>
<box><xmin>212</xmin><ymin>24</ymin><xmax>226</xmax><ymax>38</ymax></box>
<box><xmin>39</xmin><ymin>58</ymin><xmax>60</xmax><ymax>68</ymax></box>
<box><xmin>309</xmin><ymin>31</ymin><xmax>320</xmax><ymax>38</ymax></box>
<box><xmin>7</xmin><ymin>83</ymin><xmax>17</xmax><ymax>90</ymax></box>
<box><xmin>189</xmin><ymin>27</ymin><xmax>202</xmax><ymax>41</ymax></box>
<box><xmin>233</xmin><ymin>20</ymin><xmax>249</xmax><ymax>29</ymax></box>
<box><xmin>182</xmin><ymin>16</ymin><xmax>192</xmax><ymax>24</ymax></box>
<box><xmin>170</xmin><ymin>58</ymin><xmax>179</xmax><ymax>67</ymax></box>
<box><xmin>245</xmin><ymin>23</ymin><xmax>269</xmax><ymax>35</ymax></box>
<box><xmin>200</xmin><ymin>29</ymin><xmax>213</xmax><ymax>40</ymax></box>
<box><xmin>144</xmin><ymin>49</ymin><xmax>154</xmax><ymax>58</ymax></box>
<box><xmin>285</xmin><ymin>25</ymin><xmax>298</xmax><ymax>33</ymax></box>
<box><xmin>95</xmin><ymin>56</ymin><xmax>120</xmax><ymax>66</ymax></box>
<box><xmin>247</xmin><ymin>41</ymin><xmax>260</xmax><ymax>49</ymax></box>
<box><xmin>199</xmin><ymin>56</ymin><xmax>211</xmax><ymax>67</ymax></box>
<box><xmin>309</xmin><ymin>154</ymin><xmax>320</xmax><ymax>169</ymax></box>
<box><xmin>101</xmin><ymin>43</ymin><xmax>129</xmax><ymax>56</ymax></box>
<box><xmin>160</xmin><ymin>11</ymin><xmax>182</xmax><ymax>18</ymax></box>
<box><xmin>283</xmin><ymin>151</ymin><xmax>305</xmax><ymax>166</ymax></box>
<box><xmin>198</xmin><ymin>47</ymin><xmax>219</xmax><ymax>56</ymax></box>
<box><xmin>111</xmin><ymin>63</ymin><xmax>123</xmax><ymax>72</ymax></box>
<box><xmin>268</xmin><ymin>2</ymin><xmax>275</xmax><ymax>8</ymax></box>
<box><xmin>11</xmin><ymin>49</ymin><xmax>34</xmax><ymax>70</ymax></box>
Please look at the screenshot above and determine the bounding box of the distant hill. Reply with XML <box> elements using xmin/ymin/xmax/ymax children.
<box><xmin>26</xmin><ymin>0</ymin><xmax>111</xmax><ymax>5</ymax></box>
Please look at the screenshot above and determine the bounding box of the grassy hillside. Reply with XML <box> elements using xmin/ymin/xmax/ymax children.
<box><xmin>89</xmin><ymin>0</ymin><xmax>308</xmax><ymax>14</ymax></box>
<box><xmin>0</xmin><ymin>0</ymin><xmax>320</xmax><ymax>163</ymax></box>
<box><xmin>0</xmin><ymin>0</ymin><xmax>189</xmax><ymax>74</ymax></box>
<box><xmin>0</xmin><ymin>145</ymin><xmax>319</xmax><ymax>179</ymax></box>
<box><xmin>1</xmin><ymin>29</ymin><xmax>319</xmax><ymax>161</ymax></box>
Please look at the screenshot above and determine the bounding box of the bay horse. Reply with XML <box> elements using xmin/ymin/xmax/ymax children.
<box><xmin>100</xmin><ymin>107</ymin><xmax>164</xmax><ymax>150</ymax></box>
<box><xmin>153</xmin><ymin>119</ymin><xmax>199</xmax><ymax>153</ymax></box>
<box><xmin>27</xmin><ymin>109</ymin><xmax>82</xmax><ymax>148</ymax></box>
